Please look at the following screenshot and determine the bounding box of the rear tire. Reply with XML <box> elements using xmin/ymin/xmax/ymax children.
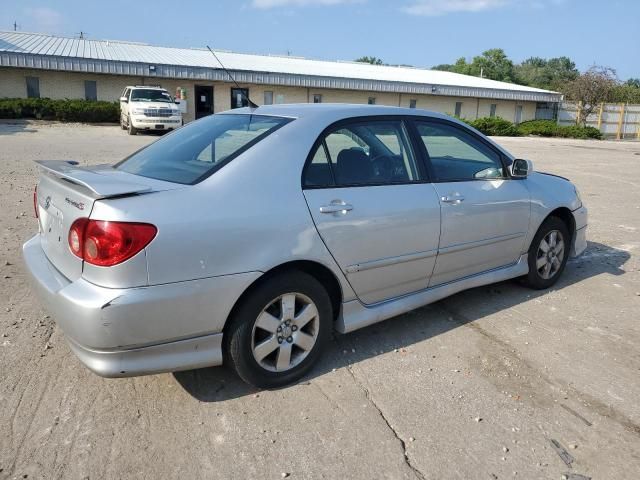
<box><xmin>522</xmin><ymin>216</ymin><xmax>570</xmax><ymax>290</ymax></box>
<box><xmin>127</xmin><ymin>116</ymin><xmax>137</xmax><ymax>136</ymax></box>
<box><xmin>224</xmin><ymin>271</ymin><xmax>332</xmax><ymax>389</ymax></box>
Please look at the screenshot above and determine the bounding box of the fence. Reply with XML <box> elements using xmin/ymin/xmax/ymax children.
<box><xmin>558</xmin><ymin>102</ymin><xmax>640</xmax><ymax>139</ymax></box>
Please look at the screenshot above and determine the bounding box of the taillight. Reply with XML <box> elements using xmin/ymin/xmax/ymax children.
<box><xmin>68</xmin><ymin>219</ymin><xmax>157</xmax><ymax>267</ymax></box>
<box><xmin>33</xmin><ymin>185</ymin><xmax>38</xmax><ymax>218</ymax></box>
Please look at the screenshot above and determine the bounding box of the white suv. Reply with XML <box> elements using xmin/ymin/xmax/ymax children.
<box><xmin>119</xmin><ymin>86</ymin><xmax>182</xmax><ymax>135</ymax></box>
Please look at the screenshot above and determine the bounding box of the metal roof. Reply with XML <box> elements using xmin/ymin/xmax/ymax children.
<box><xmin>0</xmin><ymin>31</ymin><xmax>561</xmax><ymax>102</ymax></box>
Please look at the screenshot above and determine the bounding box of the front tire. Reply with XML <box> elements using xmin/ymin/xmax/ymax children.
<box><xmin>127</xmin><ymin>116</ymin><xmax>137</xmax><ymax>135</ymax></box>
<box><xmin>523</xmin><ymin>216</ymin><xmax>570</xmax><ymax>289</ymax></box>
<box><xmin>224</xmin><ymin>271</ymin><xmax>332</xmax><ymax>389</ymax></box>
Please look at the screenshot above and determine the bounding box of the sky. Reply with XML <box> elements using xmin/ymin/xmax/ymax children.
<box><xmin>1</xmin><ymin>0</ymin><xmax>638</xmax><ymax>80</ymax></box>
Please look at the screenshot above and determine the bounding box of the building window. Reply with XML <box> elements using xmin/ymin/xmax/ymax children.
<box><xmin>409</xmin><ymin>99</ymin><xmax>417</xmax><ymax>109</ymax></box>
<box><xmin>489</xmin><ymin>104</ymin><xmax>497</xmax><ymax>118</ymax></box>
<box><xmin>26</xmin><ymin>76</ymin><xmax>40</xmax><ymax>98</ymax></box>
<box><xmin>368</xmin><ymin>97</ymin><xmax>376</xmax><ymax>105</ymax></box>
<box><xmin>231</xmin><ymin>88</ymin><xmax>249</xmax><ymax>109</ymax></box>
<box><xmin>84</xmin><ymin>80</ymin><xmax>97</xmax><ymax>101</ymax></box>
<box><xmin>313</xmin><ymin>94</ymin><xmax>322</xmax><ymax>104</ymax></box>
<box><xmin>263</xmin><ymin>91</ymin><xmax>273</xmax><ymax>105</ymax></box>
<box><xmin>276</xmin><ymin>94</ymin><xmax>285</xmax><ymax>104</ymax></box>
<box><xmin>454</xmin><ymin>101</ymin><xmax>463</xmax><ymax>117</ymax></box>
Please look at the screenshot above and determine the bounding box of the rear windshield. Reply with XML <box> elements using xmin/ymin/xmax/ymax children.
<box><xmin>116</xmin><ymin>114</ymin><xmax>291</xmax><ymax>184</ymax></box>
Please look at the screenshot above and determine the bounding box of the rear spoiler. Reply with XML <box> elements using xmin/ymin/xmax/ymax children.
<box><xmin>35</xmin><ymin>160</ymin><xmax>152</xmax><ymax>199</ymax></box>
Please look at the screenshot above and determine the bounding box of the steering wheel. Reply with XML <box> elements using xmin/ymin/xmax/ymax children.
<box><xmin>370</xmin><ymin>154</ymin><xmax>396</xmax><ymax>180</ymax></box>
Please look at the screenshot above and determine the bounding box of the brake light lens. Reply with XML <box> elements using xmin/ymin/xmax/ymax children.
<box><xmin>33</xmin><ymin>185</ymin><xmax>38</xmax><ymax>218</ymax></box>
<box><xmin>68</xmin><ymin>219</ymin><xmax>157</xmax><ymax>267</ymax></box>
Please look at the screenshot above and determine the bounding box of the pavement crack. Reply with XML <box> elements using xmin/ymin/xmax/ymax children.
<box><xmin>346</xmin><ymin>366</ymin><xmax>426</xmax><ymax>480</ymax></box>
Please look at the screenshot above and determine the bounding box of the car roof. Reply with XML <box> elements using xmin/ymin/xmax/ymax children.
<box><xmin>127</xmin><ymin>85</ymin><xmax>168</xmax><ymax>90</ymax></box>
<box><xmin>224</xmin><ymin>103</ymin><xmax>455</xmax><ymax>122</ymax></box>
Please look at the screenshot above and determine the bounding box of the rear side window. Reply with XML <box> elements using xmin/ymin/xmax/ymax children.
<box><xmin>117</xmin><ymin>114</ymin><xmax>290</xmax><ymax>184</ymax></box>
<box><xmin>303</xmin><ymin>120</ymin><xmax>421</xmax><ymax>188</ymax></box>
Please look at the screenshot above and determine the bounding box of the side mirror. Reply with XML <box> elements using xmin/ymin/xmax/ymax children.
<box><xmin>120</xmin><ymin>96</ymin><xmax>128</xmax><ymax>103</ymax></box>
<box><xmin>511</xmin><ymin>158</ymin><xmax>533</xmax><ymax>178</ymax></box>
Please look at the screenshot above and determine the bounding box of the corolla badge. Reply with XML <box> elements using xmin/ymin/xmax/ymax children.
<box><xmin>65</xmin><ymin>197</ymin><xmax>85</xmax><ymax>210</ymax></box>
<box><xmin>44</xmin><ymin>196</ymin><xmax>51</xmax><ymax>210</ymax></box>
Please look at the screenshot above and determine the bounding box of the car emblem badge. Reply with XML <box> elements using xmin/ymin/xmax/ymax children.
<box><xmin>44</xmin><ymin>196</ymin><xmax>51</xmax><ymax>210</ymax></box>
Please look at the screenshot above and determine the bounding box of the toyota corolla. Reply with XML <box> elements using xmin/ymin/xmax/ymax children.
<box><xmin>23</xmin><ymin>104</ymin><xmax>587</xmax><ymax>388</ymax></box>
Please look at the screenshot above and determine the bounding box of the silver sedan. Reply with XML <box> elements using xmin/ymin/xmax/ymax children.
<box><xmin>23</xmin><ymin>104</ymin><xmax>587</xmax><ymax>388</ymax></box>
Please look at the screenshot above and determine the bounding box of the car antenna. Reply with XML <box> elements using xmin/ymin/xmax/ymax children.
<box><xmin>206</xmin><ymin>45</ymin><xmax>258</xmax><ymax>110</ymax></box>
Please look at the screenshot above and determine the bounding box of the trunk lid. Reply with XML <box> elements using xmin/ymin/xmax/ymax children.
<box><xmin>35</xmin><ymin>160</ymin><xmax>181</xmax><ymax>281</ymax></box>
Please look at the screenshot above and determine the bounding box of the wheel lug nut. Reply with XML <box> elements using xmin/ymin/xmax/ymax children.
<box><xmin>291</xmin><ymin>325</ymin><xmax>297</xmax><ymax>331</ymax></box>
<box><xmin>287</xmin><ymin>336</ymin><xmax>293</xmax><ymax>343</ymax></box>
<box><xmin>277</xmin><ymin>336</ymin><xmax>283</xmax><ymax>344</ymax></box>
<box><xmin>277</xmin><ymin>326</ymin><xmax>282</xmax><ymax>332</ymax></box>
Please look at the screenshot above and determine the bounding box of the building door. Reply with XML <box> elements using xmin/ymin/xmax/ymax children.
<box><xmin>195</xmin><ymin>85</ymin><xmax>214</xmax><ymax>119</ymax></box>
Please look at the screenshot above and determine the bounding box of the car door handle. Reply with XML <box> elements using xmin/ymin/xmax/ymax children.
<box><xmin>319</xmin><ymin>201</ymin><xmax>353</xmax><ymax>214</ymax></box>
<box><xmin>441</xmin><ymin>195</ymin><xmax>465</xmax><ymax>204</ymax></box>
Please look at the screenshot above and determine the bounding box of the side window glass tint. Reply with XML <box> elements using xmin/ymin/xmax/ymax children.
<box><xmin>416</xmin><ymin>122</ymin><xmax>504</xmax><ymax>181</ymax></box>
<box><xmin>303</xmin><ymin>120</ymin><xmax>421</xmax><ymax>188</ymax></box>
<box><xmin>304</xmin><ymin>144</ymin><xmax>334</xmax><ymax>187</ymax></box>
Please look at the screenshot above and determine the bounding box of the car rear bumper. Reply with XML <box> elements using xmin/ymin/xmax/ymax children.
<box><xmin>22</xmin><ymin>234</ymin><xmax>261</xmax><ymax>377</ymax></box>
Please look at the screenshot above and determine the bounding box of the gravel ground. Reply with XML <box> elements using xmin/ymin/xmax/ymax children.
<box><xmin>1</xmin><ymin>120</ymin><xmax>639</xmax><ymax>480</ymax></box>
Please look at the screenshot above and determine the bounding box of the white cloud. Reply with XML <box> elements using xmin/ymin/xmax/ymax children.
<box><xmin>402</xmin><ymin>0</ymin><xmax>510</xmax><ymax>16</ymax></box>
<box><xmin>24</xmin><ymin>7</ymin><xmax>64</xmax><ymax>31</ymax></box>
<box><xmin>251</xmin><ymin>0</ymin><xmax>362</xmax><ymax>8</ymax></box>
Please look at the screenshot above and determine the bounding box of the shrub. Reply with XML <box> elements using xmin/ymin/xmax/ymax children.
<box><xmin>517</xmin><ymin>119</ymin><xmax>558</xmax><ymax>137</ymax></box>
<box><xmin>468</xmin><ymin>117</ymin><xmax>520</xmax><ymax>136</ymax></box>
<box><xmin>0</xmin><ymin>98</ymin><xmax>119</xmax><ymax>123</ymax></box>
<box><xmin>555</xmin><ymin>125</ymin><xmax>602</xmax><ymax>140</ymax></box>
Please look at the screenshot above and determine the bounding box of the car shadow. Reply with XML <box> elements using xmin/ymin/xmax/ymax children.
<box><xmin>173</xmin><ymin>241</ymin><xmax>630</xmax><ymax>401</ymax></box>
<box><xmin>0</xmin><ymin>120</ymin><xmax>38</xmax><ymax>135</ymax></box>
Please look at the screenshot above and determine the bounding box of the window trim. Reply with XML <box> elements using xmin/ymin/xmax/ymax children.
<box><xmin>408</xmin><ymin>117</ymin><xmax>513</xmax><ymax>183</ymax></box>
<box><xmin>301</xmin><ymin>115</ymin><xmax>430</xmax><ymax>190</ymax></box>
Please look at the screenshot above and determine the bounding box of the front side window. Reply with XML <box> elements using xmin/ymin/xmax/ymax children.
<box><xmin>303</xmin><ymin>120</ymin><xmax>420</xmax><ymax>188</ymax></box>
<box><xmin>131</xmin><ymin>89</ymin><xmax>172</xmax><ymax>103</ymax></box>
<box><xmin>117</xmin><ymin>114</ymin><xmax>290</xmax><ymax>184</ymax></box>
<box><xmin>415</xmin><ymin>121</ymin><xmax>504</xmax><ymax>182</ymax></box>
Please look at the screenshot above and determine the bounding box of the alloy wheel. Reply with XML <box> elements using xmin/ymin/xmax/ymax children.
<box><xmin>251</xmin><ymin>293</ymin><xmax>320</xmax><ymax>372</ymax></box>
<box><xmin>536</xmin><ymin>229</ymin><xmax>565</xmax><ymax>280</ymax></box>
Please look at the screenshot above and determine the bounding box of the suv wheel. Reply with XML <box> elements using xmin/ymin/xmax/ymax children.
<box><xmin>224</xmin><ymin>271</ymin><xmax>332</xmax><ymax>389</ymax></box>
<box><xmin>523</xmin><ymin>216</ymin><xmax>570</xmax><ymax>289</ymax></box>
<box><xmin>127</xmin><ymin>116</ymin><xmax>137</xmax><ymax>136</ymax></box>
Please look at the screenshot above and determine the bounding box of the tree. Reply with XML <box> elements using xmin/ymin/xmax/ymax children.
<box><xmin>514</xmin><ymin>56</ymin><xmax>578</xmax><ymax>90</ymax></box>
<box><xmin>468</xmin><ymin>49</ymin><xmax>515</xmax><ymax>82</ymax></box>
<box><xmin>355</xmin><ymin>56</ymin><xmax>384</xmax><ymax>65</ymax></box>
<box><xmin>561</xmin><ymin>66</ymin><xmax>618</xmax><ymax>125</ymax></box>
<box><xmin>625</xmin><ymin>78</ymin><xmax>640</xmax><ymax>88</ymax></box>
